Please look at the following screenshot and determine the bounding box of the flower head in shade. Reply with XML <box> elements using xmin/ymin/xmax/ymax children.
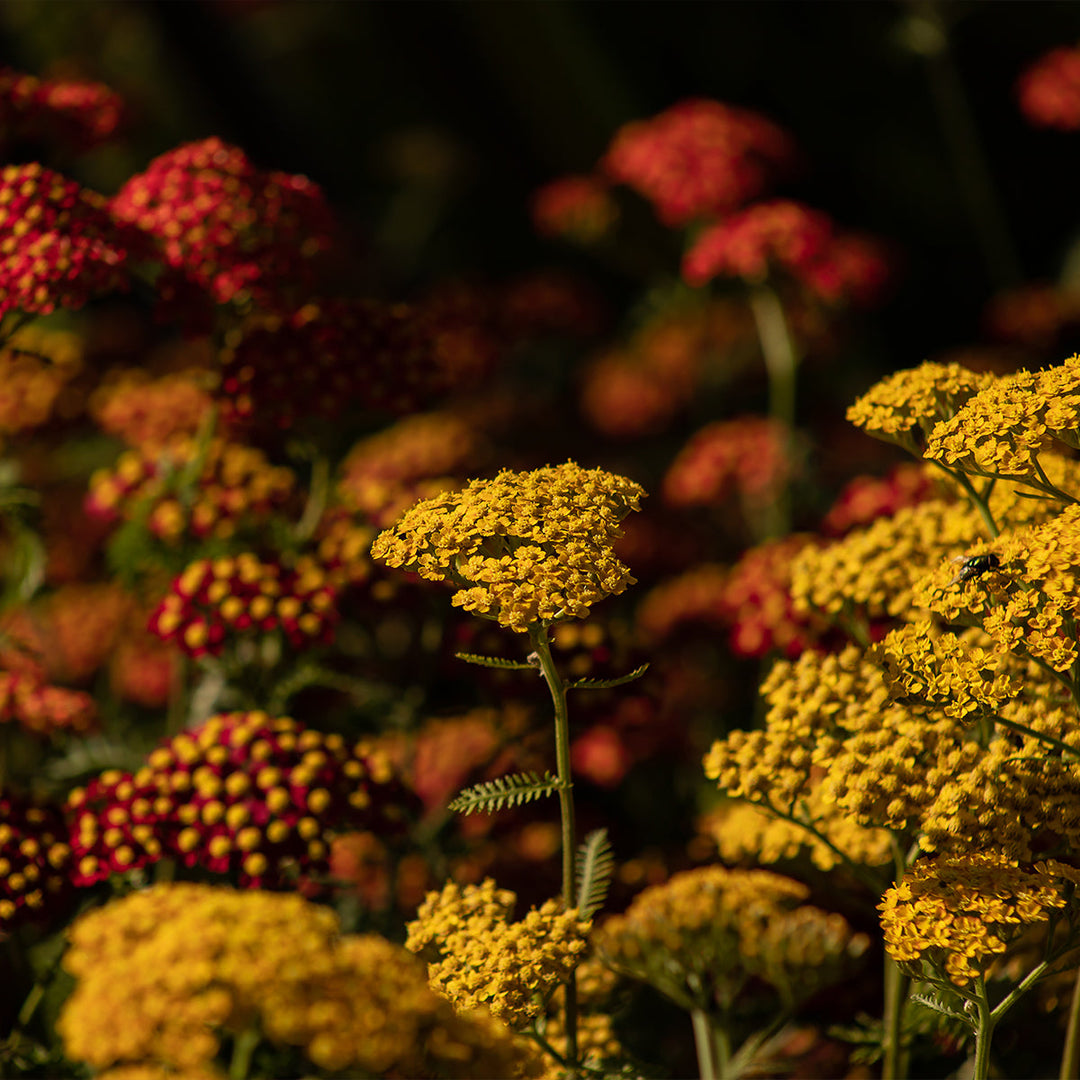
<box><xmin>0</xmin><ymin>67</ymin><xmax>123</xmax><ymax>149</ymax></box>
<box><xmin>530</xmin><ymin>174</ymin><xmax>618</xmax><ymax>244</ymax></box>
<box><xmin>371</xmin><ymin>461</ymin><xmax>645</xmax><ymax>632</ymax></box>
<box><xmin>148</xmin><ymin>554</ymin><xmax>338</xmax><ymax>658</ymax></box>
<box><xmin>595</xmin><ymin>865</ymin><xmax>868</xmax><ymax>1014</ymax></box>
<box><xmin>109</xmin><ymin>137</ymin><xmax>333</xmax><ymax>312</ymax></box>
<box><xmin>68</xmin><ymin>711</ymin><xmax>412</xmax><ymax>889</ymax></box>
<box><xmin>0</xmin><ymin>794</ymin><xmax>72</xmax><ymax>931</ymax></box>
<box><xmin>0</xmin><ymin>324</ymin><xmax>84</xmax><ymax>433</ymax></box>
<box><xmin>602</xmin><ymin>99</ymin><xmax>796</xmax><ymax>226</ymax></box>
<box><xmin>0</xmin><ymin>669</ymin><xmax>97</xmax><ymax>735</ymax></box>
<box><xmin>0</xmin><ymin>163</ymin><xmax>128</xmax><ymax>318</ymax></box>
<box><xmin>880</xmin><ymin>853</ymin><xmax>1072</xmax><ymax>986</ymax></box>
<box><xmin>89</xmin><ymin>368</ymin><xmax>216</xmax><ymax>452</ymax></box>
<box><xmin>1018</xmin><ymin>46</ymin><xmax>1080</xmax><ymax>130</ymax></box>
<box><xmin>59</xmin><ymin>883</ymin><xmax>541</xmax><ymax>1077</ymax></box>
<box><xmin>406</xmin><ymin>878</ymin><xmax>590</xmax><ymax>1028</ymax></box>
<box><xmin>821</xmin><ymin>463</ymin><xmax>934</xmax><ymax>537</ymax></box>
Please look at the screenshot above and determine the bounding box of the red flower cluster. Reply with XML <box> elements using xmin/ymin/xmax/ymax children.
<box><xmin>0</xmin><ymin>163</ymin><xmax>128</xmax><ymax>319</ymax></box>
<box><xmin>0</xmin><ymin>67</ymin><xmax>123</xmax><ymax>150</ymax></box>
<box><xmin>821</xmin><ymin>464</ymin><xmax>933</xmax><ymax>537</ymax></box>
<box><xmin>500</xmin><ymin>271</ymin><xmax>606</xmax><ymax>341</ymax></box>
<box><xmin>602</xmin><ymin>98</ymin><xmax>796</xmax><ymax>225</ymax></box>
<box><xmin>109</xmin><ymin>137</ymin><xmax>334</xmax><ymax>311</ymax></box>
<box><xmin>662</xmin><ymin>417</ymin><xmax>791</xmax><ymax>509</ymax></box>
<box><xmin>1017</xmin><ymin>46</ymin><xmax>1080</xmax><ymax>130</ymax></box>
<box><xmin>148</xmin><ymin>553</ymin><xmax>338</xmax><ymax>658</ymax></box>
<box><xmin>635</xmin><ymin>564</ymin><xmax>727</xmax><ymax>644</ymax></box>
<box><xmin>683</xmin><ymin>200</ymin><xmax>890</xmax><ymax>306</ymax></box>
<box><xmin>68</xmin><ymin>711</ymin><xmax>412</xmax><ymax>889</ymax></box>
<box><xmin>0</xmin><ymin>795</ymin><xmax>72</xmax><ymax>930</ymax></box>
<box><xmin>0</xmin><ymin>670</ymin><xmax>97</xmax><ymax>735</ymax></box>
<box><xmin>720</xmin><ymin>536</ymin><xmax>827</xmax><ymax>658</ymax></box>
<box><xmin>530</xmin><ymin>174</ymin><xmax>618</xmax><ymax>243</ymax></box>
<box><xmin>86</xmin><ymin>436</ymin><xmax>295</xmax><ymax>543</ymax></box>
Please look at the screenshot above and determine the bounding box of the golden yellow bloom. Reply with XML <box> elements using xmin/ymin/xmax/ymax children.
<box><xmin>59</xmin><ymin>883</ymin><xmax>541</xmax><ymax>1078</ymax></box>
<box><xmin>846</xmin><ymin>361</ymin><xmax>993</xmax><ymax>454</ymax></box>
<box><xmin>595</xmin><ymin>865</ymin><xmax>868</xmax><ymax>1014</ymax></box>
<box><xmin>406</xmin><ymin>879</ymin><xmax>590</xmax><ymax>1029</ymax></box>
<box><xmin>879</xmin><ymin>853</ymin><xmax>1070</xmax><ymax>986</ymax></box>
<box><xmin>371</xmin><ymin>461</ymin><xmax>645</xmax><ymax>631</ymax></box>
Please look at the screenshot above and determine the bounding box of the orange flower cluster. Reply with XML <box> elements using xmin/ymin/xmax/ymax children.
<box><xmin>0</xmin><ymin>67</ymin><xmax>123</xmax><ymax>149</ymax></box>
<box><xmin>67</xmin><ymin>711</ymin><xmax>411</xmax><ymax>889</ymax></box>
<box><xmin>89</xmin><ymin>368</ymin><xmax>216</xmax><ymax>451</ymax></box>
<box><xmin>662</xmin><ymin>416</ymin><xmax>791</xmax><ymax>509</ymax></box>
<box><xmin>602</xmin><ymin>98</ymin><xmax>796</xmax><ymax>225</ymax></box>
<box><xmin>530</xmin><ymin>174</ymin><xmax>618</xmax><ymax>243</ymax></box>
<box><xmin>683</xmin><ymin>199</ymin><xmax>890</xmax><ymax>306</ymax></box>
<box><xmin>636</xmin><ymin>564</ymin><xmax>727</xmax><ymax>644</ymax></box>
<box><xmin>0</xmin><ymin>163</ymin><xmax>128</xmax><ymax>318</ymax></box>
<box><xmin>149</xmin><ymin>554</ymin><xmax>337</xmax><ymax>658</ymax></box>
<box><xmin>0</xmin><ymin>795</ymin><xmax>72</xmax><ymax>930</ymax></box>
<box><xmin>0</xmin><ymin>339</ymin><xmax>79</xmax><ymax>433</ymax></box>
<box><xmin>29</xmin><ymin>582</ymin><xmax>131</xmax><ymax>683</ymax></box>
<box><xmin>1017</xmin><ymin>46</ymin><xmax>1080</xmax><ymax>130</ymax></box>
<box><xmin>0</xmin><ymin>670</ymin><xmax>97</xmax><ymax>735</ymax></box>
<box><xmin>110</xmin><ymin>137</ymin><xmax>334</xmax><ymax>311</ymax></box>
<box><xmin>86</xmin><ymin>436</ymin><xmax>295</xmax><ymax>543</ymax></box>
<box><xmin>821</xmin><ymin>463</ymin><xmax>933</xmax><ymax>537</ymax></box>
<box><xmin>982</xmin><ymin>283</ymin><xmax>1080</xmax><ymax>350</ymax></box>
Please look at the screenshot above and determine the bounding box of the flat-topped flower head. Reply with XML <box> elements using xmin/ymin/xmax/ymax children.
<box><xmin>371</xmin><ymin>461</ymin><xmax>645</xmax><ymax>632</ymax></box>
<box><xmin>846</xmin><ymin>361</ymin><xmax>994</xmax><ymax>455</ymax></box>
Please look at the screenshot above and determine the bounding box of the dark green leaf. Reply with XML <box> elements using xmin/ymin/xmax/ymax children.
<box><xmin>566</xmin><ymin>663</ymin><xmax>649</xmax><ymax>691</ymax></box>
<box><xmin>448</xmin><ymin>771</ymin><xmax>559</xmax><ymax>814</ymax></box>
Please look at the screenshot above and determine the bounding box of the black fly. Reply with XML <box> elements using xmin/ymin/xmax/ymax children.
<box><xmin>947</xmin><ymin>552</ymin><xmax>1001</xmax><ymax>587</ymax></box>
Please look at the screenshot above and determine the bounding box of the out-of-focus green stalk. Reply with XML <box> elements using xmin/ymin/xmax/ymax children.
<box><xmin>1060</xmin><ymin>966</ymin><xmax>1080</xmax><ymax>1080</ymax></box>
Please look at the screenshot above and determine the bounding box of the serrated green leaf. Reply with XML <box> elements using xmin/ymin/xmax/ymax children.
<box><xmin>575</xmin><ymin>827</ymin><xmax>615</xmax><ymax>920</ymax></box>
<box><xmin>566</xmin><ymin>662</ymin><xmax>649</xmax><ymax>692</ymax></box>
<box><xmin>909</xmin><ymin>994</ymin><xmax>969</xmax><ymax>1023</ymax></box>
<box><xmin>448</xmin><ymin>771</ymin><xmax>559</xmax><ymax>815</ymax></box>
<box><xmin>454</xmin><ymin>651</ymin><xmax>536</xmax><ymax>671</ymax></box>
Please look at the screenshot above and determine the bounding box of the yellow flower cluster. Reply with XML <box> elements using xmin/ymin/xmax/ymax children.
<box><xmin>846</xmin><ymin>361</ymin><xmax>993</xmax><ymax>454</ymax></box>
<box><xmin>595</xmin><ymin>865</ymin><xmax>868</xmax><ymax>1014</ymax></box>
<box><xmin>405</xmin><ymin>878</ymin><xmax>590</xmax><ymax>1028</ymax></box>
<box><xmin>59</xmin><ymin>883</ymin><xmax>541</xmax><ymax>1078</ymax></box>
<box><xmin>879</xmin><ymin>853</ymin><xmax>1070</xmax><ymax>986</ymax></box>
<box><xmin>925</xmin><ymin>355</ymin><xmax>1080</xmax><ymax>480</ymax></box>
<box><xmin>871</xmin><ymin>621</ymin><xmax>1024</xmax><ymax>722</ymax></box>
<box><xmin>371</xmin><ymin>461</ymin><xmax>645</xmax><ymax>631</ymax></box>
<box><xmin>700</xmin><ymin>787</ymin><xmax>893</xmax><ymax>872</ymax></box>
<box><xmin>790</xmin><ymin>499</ymin><xmax>983</xmax><ymax>620</ymax></box>
<box><xmin>541</xmin><ymin>958</ymin><xmax>625</xmax><ymax>1073</ymax></box>
<box><xmin>919</xmin><ymin>505</ymin><xmax>1080</xmax><ymax>672</ymax></box>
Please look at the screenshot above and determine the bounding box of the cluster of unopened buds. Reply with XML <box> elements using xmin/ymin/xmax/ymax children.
<box><xmin>86</xmin><ymin>436</ymin><xmax>295</xmax><ymax>543</ymax></box>
<box><xmin>67</xmin><ymin>711</ymin><xmax>412</xmax><ymax>889</ymax></box>
<box><xmin>148</xmin><ymin>553</ymin><xmax>338</xmax><ymax>657</ymax></box>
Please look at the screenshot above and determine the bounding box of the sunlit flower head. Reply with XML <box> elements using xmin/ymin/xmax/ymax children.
<box><xmin>371</xmin><ymin>461</ymin><xmax>645</xmax><ymax>632</ymax></box>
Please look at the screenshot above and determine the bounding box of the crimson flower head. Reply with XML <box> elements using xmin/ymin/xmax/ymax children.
<box><xmin>1017</xmin><ymin>46</ymin><xmax>1080</xmax><ymax>130</ymax></box>
<box><xmin>0</xmin><ymin>163</ymin><xmax>128</xmax><ymax>318</ymax></box>
<box><xmin>110</xmin><ymin>137</ymin><xmax>334</xmax><ymax>311</ymax></box>
<box><xmin>602</xmin><ymin>98</ymin><xmax>797</xmax><ymax>226</ymax></box>
<box><xmin>530</xmin><ymin>174</ymin><xmax>618</xmax><ymax>243</ymax></box>
<box><xmin>0</xmin><ymin>67</ymin><xmax>124</xmax><ymax>150</ymax></box>
<box><xmin>0</xmin><ymin>795</ymin><xmax>73</xmax><ymax>931</ymax></box>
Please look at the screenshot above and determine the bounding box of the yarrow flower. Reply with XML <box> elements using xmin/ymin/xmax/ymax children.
<box><xmin>0</xmin><ymin>324</ymin><xmax>84</xmax><ymax>433</ymax></box>
<box><xmin>89</xmin><ymin>368</ymin><xmax>216</xmax><ymax>451</ymax></box>
<box><xmin>821</xmin><ymin>463</ymin><xmax>934</xmax><ymax>537</ymax></box>
<box><xmin>86</xmin><ymin>436</ymin><xmax>295</xmax><ymax>544</ymax></box>
<box><xmin>0</xmin><ymin>67</ymin><xmax>123</xmax><ymax>149</ymax></box>
<box><xmin>0</xmin><ymin>794</ymin><xmax>72</xmax><ymax>930</ymax></box>
<box><xmin>0</xmin><ymin>669</ymin><xmax>97</xmax><ymax>735</ymax></box>
<box><xmin>879</xmin><ymin>853</ymin><xmax>1072</xmax><ymax>986</ymax></box>
<box><xmin>601</xmin><ymin>98</ymin><xmax>796</xmax><ymax>226</ymax></box>
<box><xmin>67</xmin><ymin>711</ymin><xmax>411</xmax><ymax>888</ymax></box>
<box><xmin>530</xmin><ymin>174</ymin><xmax>618</xmax><ymax>243</ymax></box>
<box><xmin>0</xmin><ymin>163</ymin><xmax>128</xmax><ymax>318</ymax></box>
<box><xmin>1017</xmin><ymin>46</ymin><xmax>1080</xmax><ymax>130</ymax></box>
<box><xmin>58</xmin><ymin>883</ymin><xmax>540</xmax><ymax>1077</ymax></box>
<box><xmin>596</xmin><ymin>864</ymin><xmax>868</xmax><ymax>1014</ymax></box>
<box><xmin>406</xmin><ymin>878</ymin><xmax>590</xmax><ymax>1028</ymax></box>
<box><xmin>148</xmin><ymin>553</ymin><xmax>337</xmax><ymax>658</ymax></box>
<box><xmin>371</xmin><ymin>461</ymin><xmax>645</xmax><ymax>632</ymax></box>
<box><xmin>110</xmin><ymin>137</ymin><xmax>333</xmax><ymax>311</ymax></box>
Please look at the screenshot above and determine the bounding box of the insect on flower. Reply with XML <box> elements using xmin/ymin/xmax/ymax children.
<box><xmin>948</xmin><ymin>552</ymin><xmax>1001</xmax><ymax>587</ymax></box>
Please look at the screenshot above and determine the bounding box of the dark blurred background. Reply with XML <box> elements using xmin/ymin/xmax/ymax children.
<box><xmin>4</xmin><ymin>0</ymin><xmax>1080</xmax><ymax>379</ymax></box>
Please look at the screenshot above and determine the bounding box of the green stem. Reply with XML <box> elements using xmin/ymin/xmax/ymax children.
<box><xmin>971</xmin><ymin>977</ymin><xmax>996</xmax><ymax>1080</ymax></box>
<box><xmin>928</xmin><ymin>461</ymin><xmax>999</xmax><ymax>537</ymax></box>
<box><xmin>229</xmin><ymin>1027</ymin><xmax>260</xmax><ymax>1080</ymax></box>
<box><xmin>991</xmin><ymin>713</ymin><xmax>1080</xmax><ymax>760</ymax></box>
<box><xmin>295</xmin><ymin>455</ymin><xmax>330</xmax><ymax>543</ymax></box>
<box><xmin>529</xmin><ymin>622</ymin><xmax>579</xmax><ymax>1072</ymax></box>
<box><xmin>1061</xmin><ymin>965</ymin><xmax>1080</xmax><ymax>1080</ymax></box>
<box><xmin>691</xmin><ymin>1009</ymin><xmax>722</xmax><ymax>1080</ymax></box>
<box><xmin>882</xmin><ymin>957</ymin><xmax>910</xmax><ymax>1080</ymax></box>
<box><xmin>748</xmin><ymin>284</ymin><xmax>800</xmax><ymax>539</ymax></box>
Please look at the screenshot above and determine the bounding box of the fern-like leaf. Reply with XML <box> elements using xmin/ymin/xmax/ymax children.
<box><xmin>566</xmin><ymin>663</ymin><xmax>649</xmax><ymax>692</ymax></box>
<box><xmin>575</xmin><ymin>827</ymin><xmax>615</xmax><ymax>920</ymax></box>
<box><xmin>448</xmin><ymin>771</ymin><xmax>559</xmax><ymax>815</ymax></box>
<box><xmin>454</xmin><ymin>651</ymin><xmax>536</xmax><ymax>671</ymax></box>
